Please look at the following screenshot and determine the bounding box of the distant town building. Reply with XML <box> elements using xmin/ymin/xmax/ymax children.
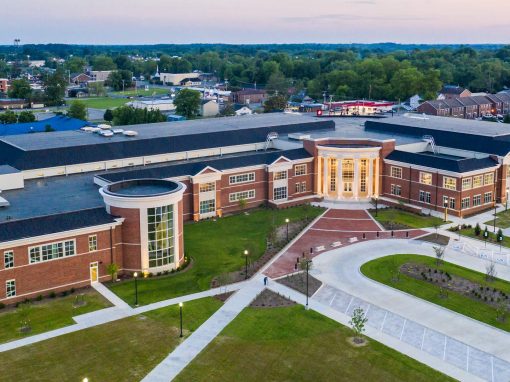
<box><xmin>418</xmin><ymin>93</ymin><xmax>510</xmax><ymax>119</ymax></box>
<box><xmin>0</xmin><ymin>79</ymin><xmax>9</xmax><ymax>94</ymax></box>
<box><xmin>89</xmin><ymin>71</ymin><xmax>113</xmax><ymax>82</ymax></box>
<box><xmin>127</xmin><ymin>99</ymin><xmax>176</xmax><ymax>112</ymax></box>
<box><xmin>155</xmin><ymin>72</ymin><xmax>202</xmax><ymax>86</ymax></box>
<box><xmin>234</xmin><ymin>104</ymin><xmax>253</xmax><ymax>116</ymax></box>
<box><xmin>230</xmin><ymin>89</ymin><xmax>267</xmax><ymax>105</ymax></box>
<box><xmin>437</xmin><ymin>85</ymin><xmax>472</xmax><ymax>100</ymax></box>
<box><xmin>71</xmin><ymin>73</ymin><xmax>92</xmax><ymax>85</ymax></box>
<box><xmin>0</xmin><ymin>98</ymin><xmax>28</xmax><ymax>110</ymax></box>
<box><xmin>200</xmin><ymin>99</ymin><xmax>219</xmax><ymax>117</ymax></box>
<box><xmin>179</xmin><ymin>77</ymin><xmax>202</xmax><ymax>87</ymax></box>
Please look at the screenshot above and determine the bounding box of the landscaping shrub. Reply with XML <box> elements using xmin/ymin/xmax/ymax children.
<box><xmin>474</xmin><ymin>223</ymin><xmax>481</xmax><ymax>236</ymax></box>
<box><xmin>49</xmin><ymin>291</ymin><xmax>56</xmax><ymax>299</ymax></box>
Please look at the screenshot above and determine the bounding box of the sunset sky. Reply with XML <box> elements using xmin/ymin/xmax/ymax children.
<box><xmin>2</xmin><ymin>0</ymin><xmax>509</xmax><ymax>44</ymax></box>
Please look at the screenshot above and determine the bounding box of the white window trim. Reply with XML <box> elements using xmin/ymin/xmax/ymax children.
<box><xmin>273</xmin><ymin>186</ymin><xmax>288</xmax><ymax>201</ymax></box>
<box><xmin>391</xmin><ymin>166</ymin><xmax>402</xmax><ymax>179</ymax></box>
<box><xmin>273</xmin><ymin>171</ymin><xmax>288</xmax><ymax>181</ymax></box>
<box><xmin>88</xmin><ymin>235</ymin><xmax>98</xmax><ymax>252</ymax></box>
<box><xmin>229</xmin><ymin>172</ymin><xmax>255</xmax><ymax>185</ymax></box>
<box><xmin>6</xmin><ymin>279</ymin><xmax>16</xmax><ymax>297</ymax></box>
<box><xmin>28</xmin><ymin>239</ymin><xmax>77</xmax><ymax>265</ymax></box>
<box><xmin>443</xmin><ymin>176</ymin><xmax>457</xmax><ymax>191</ymax></box>
<box><xmin>419</xmin><ymin>171</ymin><xmax>432</xmax><ymax>185</ymax></box>
<box><xmin>4</xmin><ymin>250</ymin><xmax>14</xmax><ymax>269</ymax></box>
<box><xmin>294</xmin><ymin>164</ymin><xmax>307</xmax><ymax>176</ymax></box>
<box><xmin>229</xmin><ymin>190</ymin><xmax>256</xmax><ymax>203</ymax></box>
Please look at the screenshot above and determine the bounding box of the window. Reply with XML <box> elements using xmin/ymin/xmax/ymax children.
<box><xmin>507</xmin><ymin>166</ymin><xmax>510</xmax><ymax>178</ymax></box>
<box><xmin>360</xmin><ymin>159</ymin><xmax>367</xmax><ymax>193</ymax></box>
<box><xmin>88</xmin><ymin>235</ymin><xmax>97</xmax><ymax>252</ymax></box>
<box><xmin>330</xmin><ymin>159</ymin><xmax>337</xmax><ymax>192</ymax></box>
<box><xmin>419</xmin><ymin>172</ymin><xmax>432</xmax><ymax>185</ymax></box>
<box><xmin>443</xmin><ymin>177</ymin><xmax>457</xmax><ymax>190</ymax></box>
<box><xmin>450</xmin><ymin>198</ymin><xmax>456</xmax><ymax>209</ymax></box>
<box><xmin>462</xmin><ymin>177</ymin><xmax>472</xmax><ymax>191</ymax></box>
<box><xmin>419</xmin><ymin>191</ymin><xmax>431</xmax><ymax>204</ymax></box>
<box><xmin>294</xmin><ymin>164</ymin><xmax>307</xmax><ymax>176</ymax></box>
<box><xmin>484</xmin><ymin>192</ymin><xmax>492</xmax><ymax>204</ymax></box>
<box><xmin>199</xmin><ymin>182</ymin><xmax>216</xmax><ymax>193</ymax></box>
<box><xmin>273</xmin><ymin>171</ymin><xmax>287</xmax><ymax>180</ymax></box>
<box><xmin>6</xmin><ymin>280</ymin><xmax>15</xmax><ymax>298</ymax></box>
<box><xmin>295</xmin><ymin>182</ymin><xmax>307</xmax><ymax>193</ymax></box>
<box><xmin>390</xmin><ymin>184</ymin><xmax>401</xmax><ymax>196</ymax></box>
<box><xmin>229</xmin><ymin>190</ymin><xmax>255</xmax><ymax>202</ymax></box>
<box><xmin>4</xmin><ymin>251</ymin><xmax>13</xmax><ymax>269</ymax></box>
<box><xmin>391</xmin><ymin>166</ymin><xmax>402</xmax><ymax>179</ymax></box>
<box><xmin>28</xmin><ymin>240</ymin><xmax>75</xmax><ymax>264</ymax></box>
<box><xmin>229</xmin><ymin>172</ymin><xmax>255</xmax><ymax>185</ymax></box>
<box><xmin>442</xmin><ymin>196</ymin><xmax>449</xmax><ymax>208</ymax></box>
<box><xmin>273</xmin><ymin>186</ymin><xmax>288</xmax><ymax>200</ymax></box>
<box><xmin>199</xmin><ymin>199</ymin><xmax>216</xmax><ymax>214</ymax></box>
<box><xmin>484</xmin><ymin>173</ymin><xmax>494</xmax><ymax>185</ymax></box>
<box><xmin>473</xmin><ymin>175</ymin><xmax>483</xmax><ymax>188</ymax></box>
<box><xmin>473</xmin><ymin>195</ymin><xmax>482</xmax><ymax>207</ymax></box>
<box><xmin>147</xmin><ymin>205</ymin><xmax>174</xmax><ymax>268</ymax></box>
<box><xmin>461</xmin><ymin>197</ymin><xmax>470</xmax><ymax>209</ymax></box>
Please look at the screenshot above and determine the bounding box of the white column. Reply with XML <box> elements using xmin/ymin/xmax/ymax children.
<box><xmin>323</xmin><ymin>157</ymin><xmax>329</xmax><ymax>197</ymax></box>
<box><xmin>337</xmin><ymin>157</ymin><xmax>343</xmax><ymax>200</ymax></box>
<box><xmin>317</xmin><ymin>156</ymin><xmax>322</xmax><ymax>195</ymax></box>
<box><xmin>353</xmin><ymin>158</ymin><xmax>359</xmax><ymax>200</ymax></box>
<box><xmin>375</xmin><ymin>158</ymin><xmax>380</xmax><ymax>197</ymax></box>
<box><xmin>368</xmin><ymin>158</ymin><xmax>374</xmax><ymax>198</ymax></box>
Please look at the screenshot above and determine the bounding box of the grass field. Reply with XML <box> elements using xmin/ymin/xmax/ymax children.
<box><xmin>2</xmin><ymin>297</ymin><xmax>222</xmax><ymax>382</ymax></box>
<box><xmin>371</xmin><ymin>208</ymin><xmax>445</xmax><ymax>229</ymax></box>
<box><xmin>108</xmin><ymin>206</ymin><xmax>323</xmax><ymax>306</ymax></box>
<box><xmin>361</xmin><ymin>254</ymin><xmax>510</xmax><ymax>332</ymax></box>
<box><xmin>485</xmin><ymin>209</ymin><xmax>510</xmax><ymax>229</ymax></box>
<box><xmin>77</xmin><ymin>97</ymin><xmax>130</xmax><ymax>109</ymax></box>
<box><xmin>112</xmin><ymin>88</ymin><xmax>171</xmax><ymax>97</ymax></box>
<box><xmin>459</xmin><ymin>227</ymin><xmax>510</xmax><ymax>248</ymax></box>
<box><xmin>0</xmin><ymin>290</ymin><xmax>111</xmax><ymax>344</ymax></box>
<box><xmin>175</xmin><ymin>305</ymin><xmax>454</xmax><ymax>382</ymax></box>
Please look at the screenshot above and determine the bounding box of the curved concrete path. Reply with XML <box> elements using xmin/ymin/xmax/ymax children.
<box><xmin>310</xmin><ymin>239</ymin><xmax>510</xmax><ymax>382</ymax></box>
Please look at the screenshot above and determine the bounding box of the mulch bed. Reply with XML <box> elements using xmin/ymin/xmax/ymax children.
<box><xmin>417</xmin><ymin>233</ymin><xmax>450</xmax><ymax>246</ymax></box>
<box><xmin>378</xmin><ymin>221</ymin><xmax>411</xmax><ymax>230</ymax></box>
<box><xmin>249</xmin><ymin>289</ymin><xmax>296</xmax><ymax>308</ymax></box>
<box><xmin>214</xmin><ymin>291</ymin><xmax>235</xmax><ymax>302</ymax></box>
<box><xmin>276</xmin><ymin>272</ymin><xmax>322</xmax><ymax>297</ymax></box>
<box><xmin>400</xmin><ymin>262</ymin><xmax>510</xmax><ymax>308</ymax></box>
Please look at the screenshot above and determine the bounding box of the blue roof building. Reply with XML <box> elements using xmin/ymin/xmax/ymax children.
<box><xmin>0</xmin><ymin>115</ymin><xmax>93</xmax><ymax>136</ymax></box>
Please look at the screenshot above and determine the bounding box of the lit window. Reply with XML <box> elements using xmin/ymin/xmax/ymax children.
<box><xmin>199</xmin><ymin>182</ymin><xmax>215</xmax><ymax>193</ymax></box>
<box><xmin>461</xmin><ymin>197</ymin><xmax>470</xmax><ymax>209</ymax></box>
<box><xmin>199</xmin><ymin>199</ymin><xmax>216</xmax><ymax>214</ymax></box>
<box><xmin>229</xmin><ymin>190</ymin><xmax>255</xmax><ymax>203</ymax></box>
<box><xmin>28</xmin><ymin>240</ymin><xmax>75</xmax><ymax>264</ymax></box>
<box><xmin>419</xmin><ymin>172</ymin><xmax>432</xmax><ymax>185</ymax></box>
<box><xmin>473</xmin><ymin>195</ymin><xmax>482</xmax><ymax>206</ymax></box>
<box><xmin>443</xmin><ymin>177</ymin><xmax>457</xmax><ymax>190</ymax></box>
<box><xmin>6</xmin><ymin>280</ymin><xmax>15</xmax><ymax>298</ymax></box>
<box><xmin>484</xmin><ymin>192</ymin><xmax>492</xmax><ymax>204</ymax></box>
<box><xmin>4</xmin><ymin>251</ymin><xmax>14</xmax><ymax>269</ymax></box>
<box><xmin>273</xmin><ymin>186</ymin><xmax>288</xmax><ymax>200</ymax></box>
<box><xmin>484</xmin><ymin>173</ymin><xmax>494</xmax><ymax>185</ymax></box>
<box><xmin>390</xmin><ymin>184</ymin><xmax>401</xmax><ymax>196</ymax></box>
<box><xmin>88</xmin><ymin>235</ymin><xmax>97</xmax><ymax>252</ymax></box>
<box><xmin>295</xmin><ymin>182</ymin><xmax>307</xmax><ymax>193</ymax></box>
<box><xmin>391</xmin><ymin>166</ymin><xmax>402</xmax><ymax>179</ymax></box>
<box><xmin>294</xmin><ymin>164</ymin><xmax>307</xmax><ymax>176</ymax></box>
<box><xmin>147</xmin><ymin>205</ymin><xmax>174</xmax><ymax>268</ymax></box>
<box><xmin>229</xmin><ymin>173</ymin><xmax>255</xmax><ymax>185</ymax></box>
<box><xmin>273</xmin><ymin>171</ymin><xmax>287</xmax><ymax>180</ymax></box>
<box><xmin>462</xmin><ymin>178</ymin><xmax>472</xmax><ymax>191</ymax></box>
<box><xmin>473</xmin><ymin>175</ymin><xmax>483</xmax><ymax>188</ymax></box>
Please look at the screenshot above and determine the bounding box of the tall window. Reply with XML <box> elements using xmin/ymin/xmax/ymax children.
<box><xmin>391</xmin><ymin>166</ymin><xmax>402</xmax><ymax>179</ymax></box>
<box><xmin>4</xmin><ymin>251</ymin><xmax>14</xmax><ymax>269</ymax></box>
<box><xmin>273</xmin><ymin>186</ymin><xmax>288</xmax><ymax>200</ymax></box>
<box><xmin>419</xmin><ymin>191</ymin><xmax>431</xmax><ymax>204</ymax></box>
<box><xmin>199</xmin><ymin>182</ymin><xmax>215</xmax><ymax>193</ymax></box>
<box><xmin>443</xmin><ymin>177</ymin><xmax>457</xmax><ymax>190</ymax></box>
<box><xmin>473</xmin><ymin>175</ymin><xmax>483</xmax><ymax>188</ymax></box>
<box><xmin>295</xmin><ymin>182</ymin><xmax>306</xmax><ymax>193</ymax></box>
<box><xmin>449</xmin><ymin>198</ymin><xmax>456</xmax><ymax>209</ymax></box>
<box><xmin>360</xmin><ymin>159</ymin><xmax>367</xmax><ymax>192</ymax></box>
<box><xmin>484</xmin><ymin>173</ymin><xmax>494</xmax><ymax>185</ymax></box>
<box><xmin>329</xmin><ymin>159</ymin><xmax>337</xmax><ymax>192</ymax></box>
<box><xmin>199</xmin><ymin>200</ymin><xmax>215</xmax><ymax>214</ymax></box>
<box><xmin>6</xmin><ymin>280</ymin><xmax>15</xmax><ymax>298</ymax></box>
<box><xmin>147</xmin><ymin>205</ymin><xmax>174</xmax><ymax>268</ymax></box>
<box><xmin>461</xmin><ymin>197</ymin><xmax>470</xmax><ymax>209</ymax></box>
<box><xmin>342</xmin><ymin>159</ymin><xmax>354</xmax><ymax>192</ymax></box>
<box><xmin>29</xmin><ymin>240</ymin><xmax>75</xmax><ymax>264</ymax></box>
<box><xmin>390</xmin><ymin>184</ymin><xmax>401</xmax><ymax>196</ymax></box>
<box><xmin>419</xmin><ymin>172</ymin><xmax>432</xmax><ymax>185</ymax></box>
<box><xmin>473</xmin><ymin>195</ymin><xmax>482</xmax><ymax>206</ymax></box>
<box><xmin>462</xmin><ymin>178</ymin><xmax>472</xmax><ymax>191</ymax></box>
<box><xmin>229</xmin><ymin>173</ymin><xmax>255</xmax><ymax>185</ymax></box>
<box><xmin>273</xmin><ymin>171</ymin><xmax>287</xmax><ymax>180</ymax></box>
<box><xmin>294</xmin><ymin>164</ymin><xmax>307</xmax><ymax>176</ymax></box>
<box><xmin>484</xmin><ymin>192</ymin><xmax>492</xmax><ymax>204</ymax></box>
<box><xmin>88</xmin><ymin>235</ymin><xmax>97</xmax><ymax>252</ymax></box>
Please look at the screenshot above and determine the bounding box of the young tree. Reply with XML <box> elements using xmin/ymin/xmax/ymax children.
<box><xmin>17</xmin><ymin>301</ymin><xmax>32</xmax><ymax>333</ymax></box>
<box><xmin>349</xmin><ymin>307</ymin><xmax>368</xmax><ymax>344</ymax></box>
<box><xmin>238</xmin><ymin>197</ymin><xmax>247</xmax><ymax>210</ymax></box>
<box><xmin>103</xmin><ymin>109</ymin><xmax>114</xmax><ymax>122</ymax></box>
<box><xmin>106</xmin><ymin>70</ymin><xmax>133</xmax><ymax>91</ymax></box>
<box><xmin>8</xmin><ymin>78</ymin><xmax>31</xmax><ymax>99</ymax></box>
<box><xmin>496</xmin><ymin>300</ymin><xmax>508</xmax><ymax>322</ymax></box>
<box><xmin>17</xmin><ymin>111</ymin><xmax>36</xmax><ymax>123</ymax></box>
<box><xmin>43</xmin><ymin>69</ymin><xmax>67</xmax><ymax>106</ymax></box>
<box><xmin>174</xmin><ymin>89</ymin><xmax>201</xmax><ymax>119</ymax></box>
<box><xmin>0</xmin><ymin>110</ymin><xmax>17</xmax><ymax>124</ymax></box>
<box><xmin>107</xmin><ymin>263</ymin><xmax>119</xmax><ymax>282</ymax></box>
<box><xmin>263</xmin><ymin>95</ymin><xmax>287</xmax><ymax>113</ymax></box>
<box><xmin>67</xmin><ymin>100</ymin><xmax>87</xmax><ymax>120</ymax></box>
<box><xmin>474</xmin><ymin>223</ymin><xmax>481</xmax><ymax>236</ymax></box>
<box><xmin>486</xmin><ymin>261</ymin><xmax>497</xmax><ymax>282</ymax></box>
<box><xmin>433</xmin><ymin>245</ymin><xmax>445</xmax><ymax>266</ymax></box>
<box><xmin>88</xmin><ymin>81</ymin><xmax>106</xmax><ymax>97</ymax></box>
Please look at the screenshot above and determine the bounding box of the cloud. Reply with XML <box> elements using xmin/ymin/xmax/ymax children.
<box><xmin>282</xmin><ymin>13</ymin><xmax>428</xmax><ymax>23</ymax></box>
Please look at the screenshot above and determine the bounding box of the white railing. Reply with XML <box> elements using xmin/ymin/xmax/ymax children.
<box><xmin>448</xmin><ymin>240</ymin><xmax>510</xmax><ymax>266</ymax></box>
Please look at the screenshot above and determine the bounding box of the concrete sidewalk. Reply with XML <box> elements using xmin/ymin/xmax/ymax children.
<box><xmin>142</xmin><ymin>279</ymin><xmax>265</xmax><ymax>382</ymax></box>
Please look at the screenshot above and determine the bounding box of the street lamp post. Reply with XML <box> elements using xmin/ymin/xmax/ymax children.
<box><xmin>375</xmin><ymin>197</ymin><xmax>378</xmax><ymax>217</ymax></box>
<box><xmin>458</xmin><ymin>224</ymin><xmax>461</xmax><ymax>241</ymax></box>
<box><xmin>494</xmin><ymin>204</ymin><xmax>497</xmax><ymax>233</ymax></box>
<box><xmin>285</xmin><ymin>218</ymin><xmax>290</xmax><ymax>241</ymax></box>
<box><xmin>305</xmin><ymin>259</ymin><xmax>311</xmax><ymax>310</ymax></box>
<box><xmin>244</xmin><ymin>249</ymin><xmax>249</xmax><ymax>279</ymax></box>
<box><xmin>133</xmin><ymin>272</ymin><xmax>139</xmax><ymax>307</ymax></box>
<box><xmin>179</xmin><ymin>302</ymin><xmax>183</xmax><ymax>337</ymax></box>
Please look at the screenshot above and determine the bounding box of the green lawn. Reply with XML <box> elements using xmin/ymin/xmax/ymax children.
<box><xmin>1</xmin><ymin>297</ymin><xmax>222</xmax><ymax>382</ymax></box>
<box><xmin>361</xmin><ymin>254</ymin><xmax>510</xmax><ymax>332</ymax></box>
<box><xmin>371</xmin><ymin>208</ymin><xmax>445</xmax><ymax>229</ymax></box>
<box><xmin>112</xmin><ymin>88</ymin><xmax>170</xmax><ymax>97</ymax></box>
<box><xmin>459</xmin><ymin>228</ymin><xmax>510</xmax><ymax>248</ymax></box>
<box><xmin>484</xmin><ymin>209</ymin><xmax>510</xmax><ymax>229</ymax></box>
<box><xmin>77</xmin><ymin>97</ymin><xmax>130</xmax><ymax>109</ymax></box>
<box><xmin>0</xmin><ymin>290</ymin><xmax>111</xmax><ymax>344</ymax></box>
<box><xmin>175</xmin><ymin>305</ymin><xmax>454</xmax><ymax>382</ymax></box>
<box><xmin>108</xmin><ymin>206</ymin><xmax>323</xmax><ymax>306</ymax></box>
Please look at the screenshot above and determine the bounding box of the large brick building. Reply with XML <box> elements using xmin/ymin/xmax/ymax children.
<box><xmin>1</xmin><ymin>114</ymin><xmax>509</xmax><ymax>303</ymax></box>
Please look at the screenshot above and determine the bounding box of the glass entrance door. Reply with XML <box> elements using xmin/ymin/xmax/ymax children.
<box><xmin>90</xmin><ymin>262</ymin><xmax>99</xmax><ymax>283</ymax></box>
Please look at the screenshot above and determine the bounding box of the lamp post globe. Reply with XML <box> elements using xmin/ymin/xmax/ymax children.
<box><xmin>133</xmin><ymin>272</ymin><xmax>139</xmax><ymax>307</ymax></box>
<box><xmin>179</xmin><ymin>302</ymin><xmax>183</xmax><ymax>338</ymax></box>
<box><xmin>285</xmin><ymin>218</ymin><xmax>290</xmax><ymax>241</ymax></box>
<box><xmin>244</xmin><ymin>250</ymin><xmax>249</xmax><ymax>279</ymax></box>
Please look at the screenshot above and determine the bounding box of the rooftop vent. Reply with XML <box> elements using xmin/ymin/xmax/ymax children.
<box><xmin>123</xmin><ymin>130</ymin><xmax>138</xmax><ymax>137</ymax></box>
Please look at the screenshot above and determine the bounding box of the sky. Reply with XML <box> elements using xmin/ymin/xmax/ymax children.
<box><xmin>2</xmin><ymin>0</ymin><xmax>510</xmax><ymax>45</ymax></box>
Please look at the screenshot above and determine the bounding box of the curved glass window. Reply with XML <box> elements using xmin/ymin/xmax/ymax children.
<box><xmin>147</xmin><ymin>205</ymin><xmax>174</xmax><ymax>268</ymax></box>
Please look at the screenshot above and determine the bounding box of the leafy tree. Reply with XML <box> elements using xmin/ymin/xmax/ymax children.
<box><xmin>0</xmin><ymin>110</ymin><xmax>17</xmax><ymax>124</ymax></box>
<box><xmin>107</xmin><ymin>263</ymin><xmax>119</xmax><ymax>282</ymax></box>
<box><xmin>88</xmin><ymin>81</ymin><xmax>106</xmax><ymax>97</ymax></box>
<box><xmin>349</xmin><ymin>307</ymin><xmax>368</xmax><ymax>344</ymax></box>
<box><xmin>433</xmin><ymin>245</ymin><xmax>445</xmax><ymax>266</ymax></box>
<box><xmin>17</xmin><ymin>111</ymin><xmax>36</xmax><ymax>123</ymax></box>
<box><xmin>112</xmin><ymin>105</ymin><xmax>167</xmax><ymax>126</ymax></box>
<box><xmin>174</xmin><ymin>89</ymin><xmax>201</xmax><ymax>119</ymax></box>
<box><xmin>221</xmin><ymin>103</ymin><xmax>236</xmax><ymax>117</ymax></box>
<box><xmin>266</xmin><ymin>71</ymin><xmax>290</xmax><ymax>95</ymax></box>
<box><xmin>263</xmin><ymin>95</ymin><xmax>287</xmax><ymax>113</ymax></box>
<box><xmin>43</xmin><ymin>69</ymin><xmax>67</xmax><ymax>106</ymax></box>
<box><xmin>92</xmin><ymin>55</ymin><xmax>116</xmax><ymax>71</ymax></box>
<box><xmin>65</xmin><ymin>56</ymin><xmax>87</xmax><ymax>74</ymax></box>
<box><xmin>44</xmin><ymin>124</ymin><xmax>55</xmax><ymax>132</ymax></box>
<box><xmin>504</xmin><ymin>114</ymin><xmax>510</xmax><ymax>124</ymax></box>
<box><xmin>8</xmin><ymin>79</ymin><xmax>32</xmax><ymax>100</ymax></box>
<box><xmin>103</xmin><ymin>109</ymin><xmax>114</xmax><ymax>122</ymax></box>
<box><xmin>68</xmin><ymin>100</ymin><xmax>87</xmax><ymax>120</ymax></box>
<box><xmin>106</xmin><ymin>70</ymin><xmax>133</xmax><ymax>91</ymax></box>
